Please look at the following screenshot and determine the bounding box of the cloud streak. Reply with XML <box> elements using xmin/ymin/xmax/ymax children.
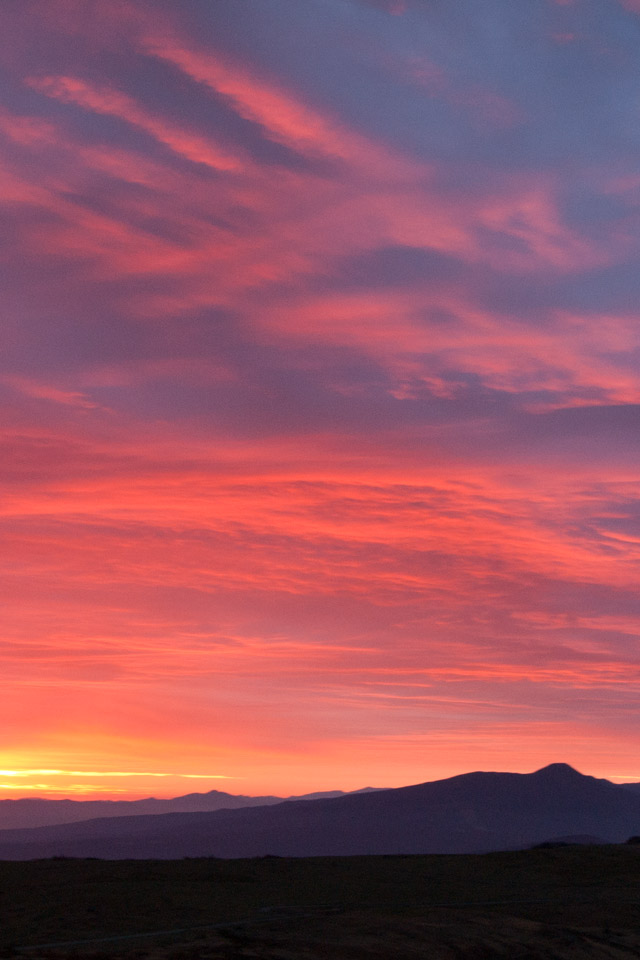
<box><xmin>1</xmin><ymin>0</ymin><xmax>639</xmax><ymax>798</ymax></box>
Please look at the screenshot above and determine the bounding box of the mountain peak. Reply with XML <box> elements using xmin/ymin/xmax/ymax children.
<box><xmin>533</xmin><ymin>763</ymin><xmax>583</xmax><ymax>779</ymax></box>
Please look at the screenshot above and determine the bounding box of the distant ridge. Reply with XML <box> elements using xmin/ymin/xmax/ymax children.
<box><xmin>0</xmin><ymin>787</ymin><xmax>384</xmax><ymax>831</ymax></box>
<box><xmin>0</xmin><ymin>763</ymin><xmax>639</xmax><ymax>860</ymax></box>
<box><xmin>620</xmin><ymin>781</ymin><xmax>640</xmax><ymax>794</ymax></box>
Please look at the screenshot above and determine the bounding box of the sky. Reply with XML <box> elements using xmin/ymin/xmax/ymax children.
<box><xmin>1</xmin><ymin>0</ymin><xmax>640</xmax><ymax>801</ymax></box>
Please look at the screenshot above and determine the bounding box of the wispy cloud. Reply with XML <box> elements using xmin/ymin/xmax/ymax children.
<box><xmin>0</xmin><ymin>769</ymin><xmax>232</xmax><ymax>778</ymax></box>
<box><xmin>1</xmin><ymin>0</ymin><xmax>639</xmax><ymax>795</ymax></box>
<box><xmin>30</xmin><ymin>74</ymin><xmax>246</xmax><ymax>173</ymax></box>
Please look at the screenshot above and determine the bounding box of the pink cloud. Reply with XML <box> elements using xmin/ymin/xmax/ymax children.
<box><xmin>1</xmin><ymin>0</ymin><xmax>639</xmax><ymax>796</ymax></box>
<box><xmin>142</xmin><ymin>35</ymin><xmax>421</xmax><ymax>179</ymax></box>
<box><xmin>30</xmin><ymin>75</ymin><xmax>245</xmax><ymax>173</ymax></box>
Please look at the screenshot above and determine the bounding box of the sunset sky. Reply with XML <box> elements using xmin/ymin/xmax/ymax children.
<box><xmin>2</xmin><ymin>0</ymin><xmax>640</xmax><ymax>801</ymax></box>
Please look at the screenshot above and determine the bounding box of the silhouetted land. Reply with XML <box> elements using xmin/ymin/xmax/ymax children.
<box><xmin>0</xmin><ymin>789</ymin><xmax>375</xmax><ymax>831</ymax></box>
<box><xmin>1</xmin><ymin>845</ymin><xmax>639</xmax><ymax>958</ymax></box>
<box><xmin>2</xmin><ymin>764</ymin><xmax>639</xmax><ymax>859</ymax></box>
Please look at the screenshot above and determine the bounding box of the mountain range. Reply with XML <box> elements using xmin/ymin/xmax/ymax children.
<box><xmin>0</xmin><ymin>763</ymin><xmax>639</xmax><ymax>859</ymax></box>
<box><xmin>0</xmin><ymin>787</ymin><xmax>379</xmax><ymax>831</ymax></box>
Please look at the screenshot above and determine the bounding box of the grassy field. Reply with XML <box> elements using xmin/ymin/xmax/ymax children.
<box><xmin>1</xmin><ymin>845</ymin><xmax>639</xmax><ymax>958</ymax></box>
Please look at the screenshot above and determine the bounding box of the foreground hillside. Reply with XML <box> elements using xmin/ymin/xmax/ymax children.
<box><xmin>1</xmin><ymin>846</ymin><xmax>639</xmax><ymax>958</ymax></box>
<box><xmin>0</xmin><ymin>764</ymin><xmax>639</xmax><ymax>859</ymax></box>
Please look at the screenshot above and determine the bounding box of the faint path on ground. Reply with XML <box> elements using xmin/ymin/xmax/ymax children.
<box><xmin>15</xmin><ymin>898</ymin><xmax>640</xmax><ymax>954</ymax></box>
<box><xmin>15</xmin><ymin>905</ymin><xmax>341</xmax><ymax>953</ymax></box>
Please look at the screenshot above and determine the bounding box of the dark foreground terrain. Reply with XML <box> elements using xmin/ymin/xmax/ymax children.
<box><xmin>1</xmin><ymin>845</ymin><xmax>639</xmax><ymax>958</ymax></box>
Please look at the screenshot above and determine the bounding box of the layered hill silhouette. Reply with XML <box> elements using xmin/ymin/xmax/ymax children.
<box><xmin>621</xmin><ymin>780</ymin><xmax>640</xmax><ymax>794</ymax></box>
<box><xmin>0</xmin><ymin>763</ymin><xmax>639</xmax><ymax>860</ymax></box>
<box><xmin>0</xmin><ymin>787</ymin><xmax>377</xmax><ymax>831</ymax></box>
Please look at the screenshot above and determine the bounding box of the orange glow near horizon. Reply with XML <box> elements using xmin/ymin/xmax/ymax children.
<box><xmin>2</xmin><ymin>0</ymin><xmax>640</xmax><ymax>801</ymax></box>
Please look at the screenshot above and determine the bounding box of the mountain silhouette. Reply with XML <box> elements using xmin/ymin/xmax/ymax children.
<box><xmin>0</xmin><ymin>764</ymin><xmax>638</xmax><ymax>859</ymax></box>
<box><xmin>620</xmin><ymin>781</ymin><xmax>640</xmax><ymax>794</ymax></box>
<box><xmin>0</xmin><ymin>787</ymin><xmax>380</xmax><ymax>831</ymax></box>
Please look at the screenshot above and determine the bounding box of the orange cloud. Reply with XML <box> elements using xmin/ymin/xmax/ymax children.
<box><xmin>1</xmin><ymin>0</ymin><xmax>639</xmax><ymax>799</ymax></box>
